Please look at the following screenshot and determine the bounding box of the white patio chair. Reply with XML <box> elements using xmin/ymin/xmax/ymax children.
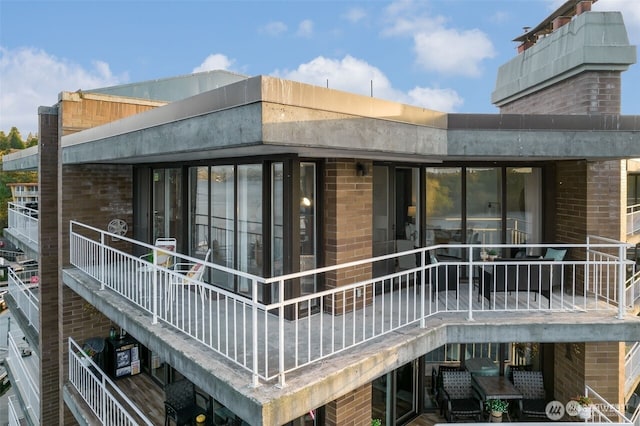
<box><xmin>168</xmin><ymin>249</ymin><xmax>211</xmax><ymax>305</ymax></box>
<box><xmin>140</xmin><ymin>237</ymin><xmax>177</xmax><ymax>270</ymax></box>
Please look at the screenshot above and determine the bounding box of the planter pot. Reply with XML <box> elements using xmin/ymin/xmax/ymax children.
<box><xmin>490</xmin><ymin>411</ymin><xmax>503</xmax><ymax>422</ymax></box>
<box><xmin>578</xmin><ymin>405</ymin><xmax>593</xmax><ymax>420</ymax></box>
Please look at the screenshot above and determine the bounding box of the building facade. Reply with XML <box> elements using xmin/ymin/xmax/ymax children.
<box><xmin>2</xmin><ymin>1</ymin><xmax>640</xmax><ymax>425</ymax></box>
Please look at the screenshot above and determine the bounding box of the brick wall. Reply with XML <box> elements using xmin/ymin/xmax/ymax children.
<box><xmin>38</xmin><ymin>108</ymin><xmax>61</xmax><ymax>425</ymax></box>
<box><xmin>499</xmin><ymin>71</ymin><xmax>622</xmax><ymax>115</ymax></box>
<box><xmin>585</xmin><ymin>342</ymin><xmax>625</xmax><ymax>416</ymax></box>
<box><xmin>498</xmin><ymin>52</ymin><xmax>626</xmax><ymax>414</ymax></box>
<box><xmin>325</xmin><ymin>383</ymin><xmax>372</xmax><ymax>426</ymax></box>
<box><xmin>554</xmin><ymin>343</ymin><xmax>585</xmax><ymax>413</ymax></box>
<box><xmin>555</xmin><ymin>341</ymin><xmax>625</xmax><ymax>421</ymax></box>
<box><xmin>59</xmin><ymin>92</ymin><xmax>163</xmax><ymax>136</ymax></box>
<box><xmin>323</xmin><ymin>159</ymin><xmax>373</xmax><ymax>314</ymax></box>
<box><xmin>60</xmin><ymin>164</ymin><xmax>133</xmax><ymax>265</ymax></box>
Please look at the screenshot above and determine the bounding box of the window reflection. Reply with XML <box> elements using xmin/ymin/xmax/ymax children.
<box><xmin>210</xmin><ymin>165</ymin><xmax>235</xmax><ymax>290</ymax></box>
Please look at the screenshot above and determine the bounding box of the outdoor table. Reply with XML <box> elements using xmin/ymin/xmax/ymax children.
<box><xmin>473</xmin><ymin>375</ymin><xmax>523</xmax><ymax>421</ymax></box>
<box><xmin>465</xmin><ymin>357</ymin><xmax>499</xmax><ymax>376</ymax></box>
<box><xmin>472</xmin><ymin>375</ymin><xmax>523</xmax><ymax>401</ymax></box>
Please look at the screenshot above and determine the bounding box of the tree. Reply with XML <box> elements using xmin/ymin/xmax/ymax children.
<box><xmin>7</xmin><ymin>127</ymin><xmax>25</xmax><ymax>150</ymax></box>
<box><xmin>0</xmin><ymin>131</ymin><xmax>8</xmax><ymax>152</ymax></box>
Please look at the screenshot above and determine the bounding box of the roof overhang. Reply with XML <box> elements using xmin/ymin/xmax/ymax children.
<box><xmin>3</xmin><ymin>76</ymin><xmax>640</xmax><ymax>170</ymax></box>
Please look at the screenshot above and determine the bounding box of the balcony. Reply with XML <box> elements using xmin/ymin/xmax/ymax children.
<box><xmin>65</xmin><ymin>337</ymin><xmax>154</xmax><ymax>425</ymax></box>
<box><xmin>8</xmin><ymin>268</ymin><xmax>40</xmax><ymax>333</ymax></box>
<box><xmin>628</xmin><ymin>203</ymin><xmax>640</xmax><ymax>237</ymax></box>
<box><xmin>4</xmin><ymin>331</ymin><xmax>39</xmax><ymax>425</ymax></box>
<box><xmin>67</xmin><ymin>221</ymin><xmax>639</xmax><ymax>388</ymax></box>
<box><xmin>6</xmin><ymin>202</ymin><xmax>38</xmax><ymax>247</ymax></box>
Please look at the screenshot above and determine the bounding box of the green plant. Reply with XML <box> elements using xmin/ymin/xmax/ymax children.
<box><xmin>371</xmin><ymin>419</ymin><xmax>382</xmax><ymax>426</ymax></box>
<box><xmin>485</xmin><ymin>399</ymin><xmax>509</xmax><ymax>413</ymax></box>
<box><xmin>572</xmin><ymin>395</ymin><xmax>592</xmax><ymax>406</ymax></box>
<box><xmin>486</xmin><ymin>249</ymin><xmax>498</xmax><ymax>256</ymax></box>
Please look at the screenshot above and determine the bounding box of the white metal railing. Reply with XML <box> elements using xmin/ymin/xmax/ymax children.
<box><xmin>8</xmin><ymin>395</ymin><xmax>24</xmax><ymax>426</ymax></box>
<box><xmin>628</xmin><ymin>204</ymin><xmax>640</xmax><ymax>236</ymax></box>
<box><xmin>625</xmin><ymin>342</ymin><xmax>640</xmax><ymax>397</ymax></box>
<box><xmin>626</xmin><ymin>268</ymin><xmax>640</xmax><ymax>309</ymax></box>
<box><xmin>7</xmin><ymin>332</ymin><xmax>39</xmax><ymax>422</ymax></box>
<box><xmin>68</xmin><ymin>337</ymin><xmax>153</xmax><ymax>426</ymax></box>
<box><xmin>8</xmin><ymin>268</ymin><xmax>39</xmax><ymax>332</ymax></box>
<box><xmin>7</xmin><ymin>202</ymin><xmax>38</xmax><ymax>244</ymax></box>
<box><xmin>586</xmin><ymin>385</ymin><xmax>633</xmax><ymax>423</ymax></box>
<box><xmin>69</xmin><ymin>221</ymin><xmax>633</xmax><ymax>387</ymax></box>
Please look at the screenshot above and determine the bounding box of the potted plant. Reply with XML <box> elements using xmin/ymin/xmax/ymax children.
<box><xmin>572</xmin><ymin>395</ymin><xmax>593</xmax><ymax>419</ymax></box>
<box><xmin>487</xmin><ymin>249</ymin><xmax>498</xmax><ymax>261</ymax></box>
<box><xmin>486</xmin><ymin>399</ymin><xmax>509</xmax><ymax>422</ymax></box>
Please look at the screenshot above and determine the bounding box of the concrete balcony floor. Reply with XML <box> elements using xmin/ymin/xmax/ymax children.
<box><xmin>63</xmin><ymin>262</ymin><xmax>640</xmax><ymax>425</ymax></box>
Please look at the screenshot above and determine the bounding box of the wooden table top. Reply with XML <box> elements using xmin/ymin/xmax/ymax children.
<box><xmin>472</xmin><ymin>375</ymin><xmax>523</xmax><ymax>400</ymax></box>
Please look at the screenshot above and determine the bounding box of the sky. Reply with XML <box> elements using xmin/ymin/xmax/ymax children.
<box><xmin>1</xmin><ymin>0</ymin><xmax>639</xmax><ymax>137</ymax></box>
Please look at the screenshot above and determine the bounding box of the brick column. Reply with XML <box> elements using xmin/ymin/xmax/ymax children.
<box><xmin>323</xmin><ymin>159</ymin><xmax>373</xmax><ymax>314</ymax></box>
<box><xmin>325</xmin><ymin>383</ymin><xmax>372</xmax><ymax>425</ymax></box>
<box><xmin>38</xmin><ymin>106</ymin><xmax>61</xmax><ymax>424</ymax></box>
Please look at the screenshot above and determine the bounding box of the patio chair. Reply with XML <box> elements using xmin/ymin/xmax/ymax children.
<box><xmin>141</xmin><ymin>237</ymin><xmax>177</xmax><ymax>269</ymax></box>
<box><xmin>164</xmin><ymin>378</ymin><xmax>209</xmax><ymax>426</ymax></box>
<box><xmin>428</xmin><ymin>253</ymin><xmax>460</xmax><ymax>297</ymax></box>
<box><xmin>169</xmin><ymin>249</ymin><xmax>211</xmax><ymax>304</ymax></box>
<box><xmin>441</xmin><ymin>370</ymin><xmax>483</xmax><ymax>422</ymax></box>
<box><xmin>512</xmin><ymin>370</ymin><xmax>548</xmax><ymax>420</ymax></box>
<box><xmin>432</xmin><ymin>364</ymin><xmax>462</xmax><ymax>415</ymax></box>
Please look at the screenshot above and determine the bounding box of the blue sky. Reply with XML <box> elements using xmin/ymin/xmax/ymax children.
<box><xmin>1</xmin><ymin>0</ymin><xmax>639</xmax><ymax>136</ymax></box>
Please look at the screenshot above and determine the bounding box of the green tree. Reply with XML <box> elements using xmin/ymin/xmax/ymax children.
<box><xmin>7</xmin><ymin>127</ymin><xmax>25</xmax><ymax>150</ymax></box>
<box><xmin>25</xmin><ymin>133</ymin><xmax>38</xmax><ymax>148</ymax></box>
<box><xmin>0</xmin><ymin>131</ymin><xmax>8</xmax><ymax>152</ymax></box>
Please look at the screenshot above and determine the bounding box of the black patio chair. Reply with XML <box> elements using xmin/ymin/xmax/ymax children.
<box><xmin>512</xmin><ymin>370</ymin><xmax>548</xmax><ymax>420</ymax></box>
<box><xmin>432</xmin><ymin>364</ymin><xmax>462</xmax><ymax>415</ymax></box>
<box><xmin>441</xmin><ymin>370</ymin><xmax>483</xmax><ymax>422</ymax></box>
<box><xmin>164</xmin><ymin>379</ymin><xmax>210</xmax><ymax>426</ymax></box>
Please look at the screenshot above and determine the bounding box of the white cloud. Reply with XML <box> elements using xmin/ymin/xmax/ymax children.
<box><xmin>192</xmin><ymin>54</ymin><xmax>235</xmax><ymax>73</ymax></box>
<box><xmin>407</xmin><ymin>86</ymin><xmax>463</xmax><ymax>112</ymax></box>
<box><xmin>297</xmin><ymin>19</ymin><xmax>314</xmax><ymax>38</ymax></box>
<box><xmin>544</xmin><ymin>0</ymin><xmax>640</xmax><ymax>42</ymax></box>
<box><xmin>414</xmin><ymin>28</ymin><xmax>496</xmax><ymax>77</ymax></box>
<box><xmin>273</xmin><ymin>55</ymin><xmax>463</xmax><ymax>112</ymax></box>
<box><xmin>343</xmin><ymin>7</ymin><xmax>367</xmax><ymax>24</ymax></box>
<box><xmin>0</xmin><ymin>46</ymin><xmax>126</xmax><ymax>135</ymax></box>
<box><xmin>261</xmin><ymin>21</ymin><xmax>287</xmax><ymax>36</ymax></box>
<box><xmin>381</xmin><ymin>0</ymin><xmax>495</xmax><ymax>78</ymax></box>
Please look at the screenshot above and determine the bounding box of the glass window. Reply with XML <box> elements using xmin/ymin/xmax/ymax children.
<box><xmin>300</xmin><ymin>162</ymin><xmax>317</xmax><ymax>296</ymax></box>
<box><xmin>467</xmin><ymin>167</ymin><xmax>501</xmax><ymax>248</ymax></box>
<box><xmin>238</xmin><ymin>164</ymin><xmax>263</xmax><ymax>294</ymax></box>
<box><xmin>425</xmin><ymin>167</ymin><xmax>462</xmax><ymax>253</ymax></box>
<box><xmin>507</xmin><ymin>167</ymin><xmax>542</xmax><ymax>251</ymax></box>
<box><xmin>188</xmin><ymin>167</ymin><xmax>209</xmax><ymax>257</ymax></box>
<box><xmin>272</xmin><ymin>163</ymin><xmax>284</xmax><ymax>277</ymax></box>
<box><xmin>210</xmin><ymin>165</ymin><xmax>235</xmax><ymax>290</ymax></box>
<box><xmin>152</xmin><ymin>168</ymin><xmax>182</xmax><ymax>242</ymax></box>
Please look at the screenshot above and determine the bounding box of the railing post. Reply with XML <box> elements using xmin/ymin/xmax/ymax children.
<box><xmin>152</xmin><ymin>248</ymin><xmax>158</xmax><ymax>324</ymax></box>
<box><xmin>100</xmin><ymin>231</ymin><xmax>106</xmax><ymax>290</ymax></box>
<box><xmin>278</xmin><ymin>278</ymin><xmax>286</xmax><ymax>388</ymax></box>
<box><xmin>618</xmin><ymin>244</ymin><xmax>626</xmax><ymax>320</ymax></box>
<box><xmin>252</xmin><ymin>278</ymin><xmax>259</xmax><ymax>388</ymax></box>
<box><xmin>467</xmin><ymin>246</ymin><xmax>474</xmax><ymax>321</ymax></box>
<box><xmin>420</xmin><ymin>249</ymin><xmax>426</xmax><ymax>328</ymax></box>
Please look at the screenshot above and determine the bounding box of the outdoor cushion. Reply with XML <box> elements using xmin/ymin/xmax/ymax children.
<box><xmin>544</xmin><ymin>248</ymin><xmax>566</xmax><ymax>261</ymax></box>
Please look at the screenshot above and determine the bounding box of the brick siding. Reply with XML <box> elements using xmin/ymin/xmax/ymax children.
<box><xmin>499</xmin><ymin>71</ymin><xmax>622</xmax><ymax>115</ymax></box>
<box><xmin>323</xmin><ymin>159</ymin><xmax>373</xmax><ymax>314</ymax></box>
<box><xmin>325</xmin><ymin>383</ymin><xmax>373</xmax><ymax>426</ymax></box>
